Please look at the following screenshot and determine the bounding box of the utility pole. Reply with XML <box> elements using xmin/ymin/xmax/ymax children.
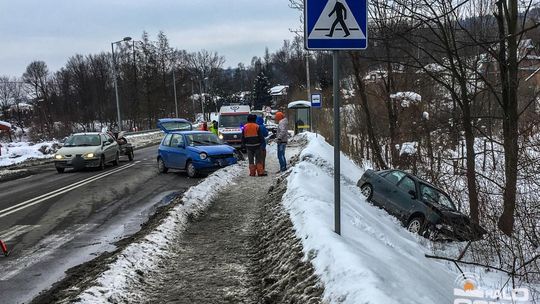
<box><xmin>172</xmin><ymin>69</ymin><xmax>178</xmax><ymax>118</ymax></box>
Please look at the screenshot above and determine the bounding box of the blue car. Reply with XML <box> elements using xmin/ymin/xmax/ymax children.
<box><xmin>157</xmin><ymin>118</ymin><xmax>238</xmax><ymax>177</ymax></box>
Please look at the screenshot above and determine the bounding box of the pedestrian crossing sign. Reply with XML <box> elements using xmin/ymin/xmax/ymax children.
<box><xmin>305</xmin><ymin>0</ymin><xmax>368</xmax><ymax>50</ymax></box>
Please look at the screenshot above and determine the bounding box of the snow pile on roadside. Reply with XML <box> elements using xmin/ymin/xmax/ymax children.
<box><xmin>0</xmin><ymin>141</ymin><xmax>57</xmax><ymax>167</ymax></box>
<box><xmin>76</xmin><ymin>164</ymin><xmax>244</xmax><ymax>303</ymax></box>
<box><xmin>125</xmin><ymin>130</ymin><xmax>163</xmax><ymax>148</ymax></box>
<box><xmin>283</xmin><ymin>132</ymin><xmax>456</xmax><ymax>303</ymax></box>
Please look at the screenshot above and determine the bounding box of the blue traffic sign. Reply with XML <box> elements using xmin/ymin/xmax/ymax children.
<box><xmin>305</xmin><ymin>0</ymin><xmax>368</xmax><ymax>50</ymax></box>
<box><xmin>311</xmin><ymin>93</ymin><xmax>322</xmax><ymax>108</ymax></box>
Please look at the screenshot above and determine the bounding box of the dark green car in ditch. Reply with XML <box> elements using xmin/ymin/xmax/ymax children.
<box><xmin>357</xmin><ymin>169</ymin><xmax>486</xmax><ymax>242</ymax></box>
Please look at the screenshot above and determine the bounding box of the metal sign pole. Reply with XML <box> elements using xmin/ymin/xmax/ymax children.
<box><xmin>333</xmin><ymin>50</ymin><xmax>341</xmax><ymax>235</ymax></box>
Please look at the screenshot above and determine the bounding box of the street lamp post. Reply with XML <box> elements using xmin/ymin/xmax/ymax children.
<box><xmin>111</xmin><ymin>36</ymin><xmax>132</xmax><ymax>131</ymax></box>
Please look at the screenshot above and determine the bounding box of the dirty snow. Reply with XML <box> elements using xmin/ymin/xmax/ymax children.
<box><xmin>76</xmin><ymin>164</ymin><xmax>243</xmax><ymax>303</ymax></box>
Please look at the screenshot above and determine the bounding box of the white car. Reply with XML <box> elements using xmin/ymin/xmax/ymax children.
<box><xmin>54</xmin><ymin>132</ymin><xmax>120</xmax><ymax>173</ymax></box>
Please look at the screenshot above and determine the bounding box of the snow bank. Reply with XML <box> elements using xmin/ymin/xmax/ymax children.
<box><xmin>0</xmin><ymin>141</ymin><xmax>57</xmax><ymax>167</ymax></box>
<box><xmin>125</xmin><ymin>130</ymin><xmax>163</xmax><ymax>149</ymax></box>
<box><xmin>76</xmin><ymin>164</ymin><xmax>243</xmax><ymax>303</ymax></box>
<box><xmin>283</xmin><ymin>132</ymin><xmax>456</xmax><ymax>303</ymax></box>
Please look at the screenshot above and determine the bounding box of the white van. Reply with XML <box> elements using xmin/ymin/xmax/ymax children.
<box><xmin>217</xmin><ymin>104</ymin><xmax>250</xmax><ymax>148</ymax></box>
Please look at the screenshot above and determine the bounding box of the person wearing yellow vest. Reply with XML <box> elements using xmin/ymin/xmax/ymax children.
<box><xmin>209</xmin><ymin>120</ymin><xmax>219</xmax><ymax>136</ymax></box>
<box><xmin>241</xmin><ymin>114</ymin><xmax>266</xmax><ymax>176</ymax></box>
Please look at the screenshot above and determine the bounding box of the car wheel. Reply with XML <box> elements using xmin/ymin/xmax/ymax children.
<box><xmin>56</xmin><ymin>167</ymin><xmax>65</xmax><ymax>173</ymax></box>
<box><xmin>158</xmin><ymin>158</ymin><xmax>168</xmax><ymax>173</ymax></box>
<box><xmin>186</xmin><ymin>161</ymin><xmax>198</xmax><ymax>178</ymax></box>
<box><xmin>360</xmin><ymin>183</ymin><xmax>373</xmax><ymax>201</ymax></box>
<box><xmin>113</xmin><ymin>152</ymin><xmax>119</xmax><ymax>166</ymax></box>
<box><xmin>98</xmin><ymin>156</ymin><xmax>105</xmax><ymax>170</ymax></box>
<box><xmin>128</xmin><ymin>151</ymin><xmax>134</xmax><ymax>161</ymax></box>
<box><xmin>407</xmin><ymin>217</ymin><xmax>424</xmax><ymax>235</ymax></box>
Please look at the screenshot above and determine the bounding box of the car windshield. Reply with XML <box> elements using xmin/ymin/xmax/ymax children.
<box><xmin>419</xmin><ymin>184</ymin><xmax>456</xmax><ymax>210</ymax></box>
<box><xmin>186</xmin><ymin>133</ymin><xmax>222</xmax><ymax>146</ymax></box>
<box><xmin>63</xmin><ymin>135</ymin><xmax>101</xmax><ymax>147</ymax></box>
<box><xmin>219</xmin><ymin>114</ymin><xmax>249</xmax><ymax>128</ymax></box>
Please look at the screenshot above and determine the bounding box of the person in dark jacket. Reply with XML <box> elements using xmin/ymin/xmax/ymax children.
<box><xmin>242</xmin><ymin>114</ymin><xmax>265</xmax><ymax>176</ymax></box>
<box><xmin>275</xmin><ymin>111</ymin><xmax>288</xmax><ymax>172</ymax></box>
<box><xmin>256</xmin><ymin>116</ymin><xmax>269</xmax><ymax>174</ymax></box>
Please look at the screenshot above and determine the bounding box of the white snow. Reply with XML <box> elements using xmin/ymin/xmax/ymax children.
<box><xmin>76</xmin><ymin>164</ymin><xmax>244</xmax><ymax>303</ymax></box>
<box><xmin>282</xmin><ymin>133</ymin><xmax>460</xmax><ymax>303</ymax></box>
<box><xmin>390</xmin><ymin>91</ymin><xmax>422</xmax><ymax>108</ymax></box>
<box><xmin>0</xmin><ymin>120</ymin><xmax>12</xmax><ymax>128</ymax></box>
<box><xmin>287</xmin><ymin>100</ymin><xmax>311</xmax><ymax>108</ymax></box>
<box><xmin>399</xmin><ymin>141</ymin><xmax>418</xmax><ymax>156</ymax></box>
<box><xmin>0</xmin><ymin>141</ymin><xmax>57</xmax><ymax>167</ymax></box>
<box><xmin>270</xmin><ymin>85</ymin><xmax>288</xmax><ymax>95</ymax></box>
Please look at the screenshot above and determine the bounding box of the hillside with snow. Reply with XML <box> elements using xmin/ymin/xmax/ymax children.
<box><xmin>282</xmin><ymin>133</ymin><xmax>534</xmax><ymax>303</ymax></box>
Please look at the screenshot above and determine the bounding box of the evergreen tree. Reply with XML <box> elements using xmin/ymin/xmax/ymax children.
<box><xmin>251</xmin><ymin>71</ymin><xmax>271</xmax><ymax>110</ymax></box>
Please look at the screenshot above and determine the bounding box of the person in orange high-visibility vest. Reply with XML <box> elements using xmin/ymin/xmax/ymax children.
<box><xmin>242</xmin><ymin>114</ymin><xmax>266</xmax><ymax>176</ymax></box>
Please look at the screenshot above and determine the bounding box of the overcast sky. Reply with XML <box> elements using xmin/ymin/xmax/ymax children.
<box><xmin>0</xmin><ymin>0</ymin><xmax>300</xmax><ymax>77</ymax></box>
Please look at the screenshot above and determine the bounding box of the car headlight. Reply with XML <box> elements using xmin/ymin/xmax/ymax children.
<box><xmin>83</xmin><ymin>152</ymin><xmax>95</xmax><ymax>159</ymax></box>
<box><xmin>55</xmin><ymin>154</ymin><xmax>64</xmax><ymax>159</ymax></box>
<box><xmin>218</xmin><ymin>134</ymin><xmax>224</xmax><ymax>139</ymax></box>
<box><xmin>199</xmin><ymin>152</ymin><xmax>208</xmax><ymax>160</ymax></box>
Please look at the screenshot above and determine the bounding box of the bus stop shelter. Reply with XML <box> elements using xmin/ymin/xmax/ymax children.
<box><xmin>287</xmin><ymin>100</ymin><xmax>311</xmax><ymax>134</ymax></box>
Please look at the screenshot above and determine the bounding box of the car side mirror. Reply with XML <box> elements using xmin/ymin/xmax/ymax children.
<box><xmin>108</xmin><ymin>138</ymin><xmax>114</xmax><ymax>143</ymax></box>
<box><xmin>408</xmin><ymin>190</ymin><xmax>417</xmax><ymax>199</ymax></box>
<box><xmin>178</xmin><ymin>143</ymin><xmax>185</xmax><ymax>148</ymax></box>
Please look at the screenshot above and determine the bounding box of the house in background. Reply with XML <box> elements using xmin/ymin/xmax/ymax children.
<box><xmin>270</xmin><ymin>85</ymin><xmax>288</xmax><ymax>108</ymax></box>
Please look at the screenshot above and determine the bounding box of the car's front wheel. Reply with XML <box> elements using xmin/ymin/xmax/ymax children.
<box><xmin>112</xmin><ymin>152</ymin><xmax>119</xmax><ymax>166</ymax></box>
<box><xmin>98</xmin><ymin>156</ymin><xmax>105</xmax><ymax>170</ymax></box>
<box><xmin>186</xmin><ymin>161</ymin><xmax>198</xmax><ymax>178</ymax></box>
<box><xmin>128</xmin><ymin>150</ymin><xmax>134</xmax><ymax>161</ymax></box>
<box><xmin>56</xmin><ymin>167</ymin><xmax>65</xmax><ymax>173</ymax></box>
<box><xmin>360</xmin><ymin>183</ymin><xmax>373</xmax><ymax>201</ymax></box>
<box><xmin>407</xmin><ymin>216</ymin><xmax>425</xmax><ymax>235</ymax></box>
<box><xmin>158</xmin><ymin>158</ymin><xmax>168</xmax><ymax>173</ymax></box>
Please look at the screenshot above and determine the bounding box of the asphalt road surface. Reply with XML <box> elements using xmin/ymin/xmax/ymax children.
<box><xmin>0</xmin><ymin>145</ymin><xmax>200</xmax><ymax>304</ymax></box>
